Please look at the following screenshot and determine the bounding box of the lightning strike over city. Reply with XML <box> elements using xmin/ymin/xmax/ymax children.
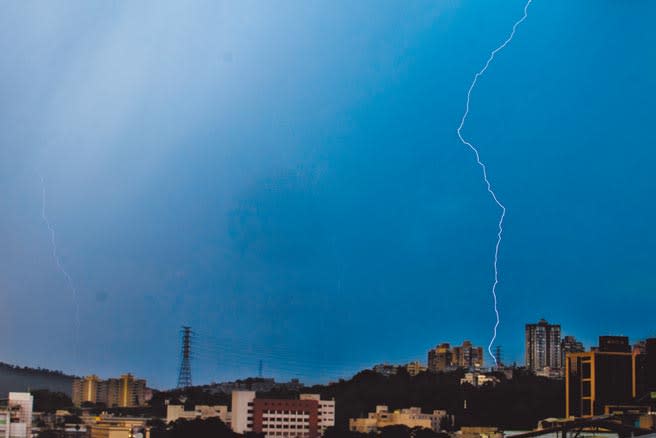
<box><xmin>40</xmin><ymin>175</ymin><xmax>80</xmax><ymax>368</ymax></box>
<box><xmin>1</xmin><ymin>2</ymin><xmax>655</xmax><ymax>435</ymax></box>
<box><xmin>457</xmin><ymin>0</ymin><xmax>533</xmax><ymax>366</ymax></box>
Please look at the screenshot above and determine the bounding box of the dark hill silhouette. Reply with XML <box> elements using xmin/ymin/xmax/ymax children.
<box><xmin>0</xmin><ymin>362</ymin><xmax>74</xmax><ymax>396</ymax></box>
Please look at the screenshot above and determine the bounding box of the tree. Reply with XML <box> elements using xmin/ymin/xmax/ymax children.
<box><xmin>412</xmin><ymin>427</ymin><xmax>449</xmax><ymax>438</ymax></box>
<box><xmin>62</xmin><ymin>415</ymin><xmax>82</xmax><ymax>424</ymax></box>
<box><xmin>167</xmin><ymin>418</ymin><xmax>235</xmax><ymax>438</ymax></box>
<box><xmin>31</xmin><ymin>390</ymin><xmax>73</xmax><ymax>412</ymax></box>
<box><xmin>380</xmin><ymin>425</ymin><xmax>412</xmax><ymax>438</ymax></box>
<box><xmin>148</xmin><ymin>418</ymin><xmax>168</xmax><ymax>438</ymax></box>
<box><xmin>324</xmin><ymin>427</ymin><xmax>370</xmax><ymax>438</ymax></box>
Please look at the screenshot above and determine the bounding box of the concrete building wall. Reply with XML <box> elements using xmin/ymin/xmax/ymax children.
<box><xmin>300</xmin><ymin>394</ymin><xmax>335</xmax><ymax>433</ymax></box>
<box><xmin>231</xmin><ymin>390</ymin><xmax>256</xmax><ymax>434</ymax></box>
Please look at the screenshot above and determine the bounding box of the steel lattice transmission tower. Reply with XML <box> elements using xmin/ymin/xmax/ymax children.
<box><xmin>177</xmin><ymin>326</ymin><xmax>193</xmax><ymax>388</ymax></box>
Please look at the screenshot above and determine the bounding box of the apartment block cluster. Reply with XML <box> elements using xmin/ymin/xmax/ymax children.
<box><xmin>524</xmin><ymin>319</ymin><xmax>586</xmax><ymax>378</ymax></box>
<box><xmin>428</xmin><ymin>340</ymin><xmax>484</xmax><ymax>372</ymax></box>
<box><xmin>167</xmin><ymin>390</ymin><xmax>335</xmax><ymax>437</ymax></box>
<box><xmin>372</xmin><ymin>361</ymin><xmax>427</xmax><ymax>377</ymax></box>
<box><xmin>72</xmin><ymin>373</ymin><xmax>149</xmax><ymax>408</ymax></box>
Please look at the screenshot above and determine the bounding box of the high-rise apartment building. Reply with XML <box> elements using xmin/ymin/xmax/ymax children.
<box><xmin>428</xmin><ymin>341</ymin><xmax>484</xmax><ymax>372</ymax></box>
<box><xmin>72</xmin><ymin>374</ymin><xmax>147</xmax><ymax>407</ymax></box>
<box><xmin>561</xmin><ymin>336</ymin><xmax>584</xmax><ymax>365</ymax></box>
<box><xmin>72</xmin><ymin>375</ymin><xmax>101</xmax><ymax>406</ymax></box>
<box><xmin>525</xmin><ymin>319</ymin><xmax>562</xmax><ymax>372</ymax></box>
<box><xmin>428</xmin><ymin>343</ymin><xmax>453</xmax><ymax>372</ymax></box>
<box><xmin>452</xmin><ymin>341</ymin><xmax>484</xmax><ymax>368</ymax></box>
<box><xmin>566</xmin><ymin>336</ymin><xmax>637</xmax><ymax>418</ymax></box>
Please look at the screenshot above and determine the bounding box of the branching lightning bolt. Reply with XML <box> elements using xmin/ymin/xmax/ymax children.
<box><xmin>40</xmin><ymin>175</ymin><xmax>80</xmax><ymax>368</ymax></box>
<box><xmin>456</xmin><ymin>0</ymin><xmax>533</xmax><ymax>367</ymax></box>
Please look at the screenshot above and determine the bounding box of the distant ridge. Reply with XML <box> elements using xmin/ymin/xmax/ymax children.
<box><xmin>0</xmin><ymin>361</ymin><xmax>75</xmax><ymax>396</ymax></box>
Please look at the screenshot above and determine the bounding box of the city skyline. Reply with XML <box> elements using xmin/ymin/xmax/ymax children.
<box><xmin>1</xmin><ymin>1</ymin><xmax>655</xmax><ymax>389</ymax></box>
<box><xmin>60</xmin><ymin>324</ymin><xmax>656</xmax><ymax>390</ymax></box>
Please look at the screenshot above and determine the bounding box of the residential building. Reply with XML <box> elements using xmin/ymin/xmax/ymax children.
<box><xmin>72</xmin><ymin>375</ymin><xmax>101</xmax><ymax>406</ymax></box>
<box><xmin>535</xmin><ymin>367</ymin><xmax>564</xmax><ymax>379</ymax></box>
<box><xmin>566</xmin><ymin>336</ymin><xmax>637</xmax><ymax>417</ymax></box>
<box><xmin>561</xmin><ymin>336</ymin><xmax>584</xmax><ymax>365</ymax></box>
<box><xmin>460</xmin><ymin>372</ymin><xmax>500</xmax><ymax>387</ymax></box>
<box><xmin>230</xmin><ymin>391</ymin><xmax>335</xmax><ymax>437</ymax></box>
<box><xmin>72</xmin><ymin>374</ymin><xmax>148</xmax><ymax>407</ymax></box>
<box><xmin>204</xmin><ymin>378</ymin><xmax>303</xmax><ymax>395</ymax></box>
<box><xmin>373</xmin><ymin>363</ymin><xmax>399</xmax><ymax>377</ymax></box>
<box><xmin>428</xmin><ymin>341</ymin><xmax>484</xmax><ymax>372</ymax></box>
<box><xmin>349</xmin><ymin>406</ymin><xmax>447</xmax><ymax>434</ymax></box>
<box><xmin>166</xmin><ymin>404</ymin><xmax>229</xmax><ymax>424</ymax></box>
<box><xmin>525</xmin><ymin>319</ymin><xmax>562</xmax><ymax>373</ymax></box>
<box><xmin>452</xmin><ymin>341</ymin><xmax>484</xmax><ymax>368</ymax></box>
<box><xmin>404</xmin><ymin>361</ymin><xmax>427</xmax><ymax>376</ymax></box>
<box><xmin>0</xmin><ymin>392</ymin><xmax>34</xmax><ymax>438</ymax></box>
<box><xmin>428</xmin><ymin>343</ymin><xmax>453</xmax><ymax>372</ymax></box>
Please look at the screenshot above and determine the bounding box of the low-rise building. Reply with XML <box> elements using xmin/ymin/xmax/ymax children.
<box><xmin>458</xmin><ymin>426</ymin><xmax>503</xmax><ymax>438</ymax></box>
<box><xmin>460</xmin><ymin>372</ymin><xmax>500</xmax><ymax>387</ymax></box>
<box><xmin>535</xmin><ymin>366</ymin><xmax>563</xmax><ymax>379</ymax></box>
<box><xmin>0</xmin><ymin>392</ymin><xmax>34</xmax><ymax>438</ymax></box>
<box><xmin>404</xmin><ymin>361</ymin><xmax>427</xmax><ymax>376</ymax></box>
<box><xmin>231</xmin><ymin>391</ymin><xmax>335</xmax><ymax>437</ymax></box>
<box><xmin>349</xmin><ymin>405</ymin><xmax>447</xmax><ymax>434</ymax></box>
<box><xmin>166</xmin><ymin>404</ymin><xmax>229</xmax><ymax>424</ymax></box>
<box><xmin>373</xmin><ymin>363</ymin><xmax>399</xmax><ymax>377</ymax></box>
<box><xmin>85</xmin><ymin>415</ymin><xmax>150</xmax><ymax>438</ymax></box>
<box><xmin>300</xmin><ymin>394</ymin><xmax>335</xmax><ymax>435</ymax></box>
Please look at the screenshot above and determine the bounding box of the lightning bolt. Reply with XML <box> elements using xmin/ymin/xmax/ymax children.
<box><xmin>40</xmin><ymin>175</ymin><xmax>80</xmax><ymax>369</ymax></box>
<box><xmin>456</xmin><ymin>0</ymin><xmax>533</xmax><ymax>366</ymax></box>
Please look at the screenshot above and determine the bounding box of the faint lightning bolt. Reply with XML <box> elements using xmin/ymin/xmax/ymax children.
<box><xmin>40</xmin><ymin>175</ymin><xmax>80</xmax><ymax>368</ymax></box>
<box><xmin>456</xmin><ymin>0</ymin><xmax>533</xmax><ymax>366</ymax></box>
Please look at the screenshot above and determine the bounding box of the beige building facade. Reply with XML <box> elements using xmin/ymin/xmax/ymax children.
<box><xmin>166</xmin><ymin>404</ymin><xmax>229</xmax><ymax>424</ymax></box>
<box><xmin>72</xmin><ymin>374</ymin><xmax>147</xmax><ymax>407</ymax></box>
<box><xmin>349</xmin><ymin>405</ymin><xmax>446</xmax><ymax>434</ymax></box>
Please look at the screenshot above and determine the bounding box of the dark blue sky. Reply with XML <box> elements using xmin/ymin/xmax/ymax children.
<box><xmin>1</xmin><ymin>1</ymin><xmax>655</xmax><ymax>389</ymax></box>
